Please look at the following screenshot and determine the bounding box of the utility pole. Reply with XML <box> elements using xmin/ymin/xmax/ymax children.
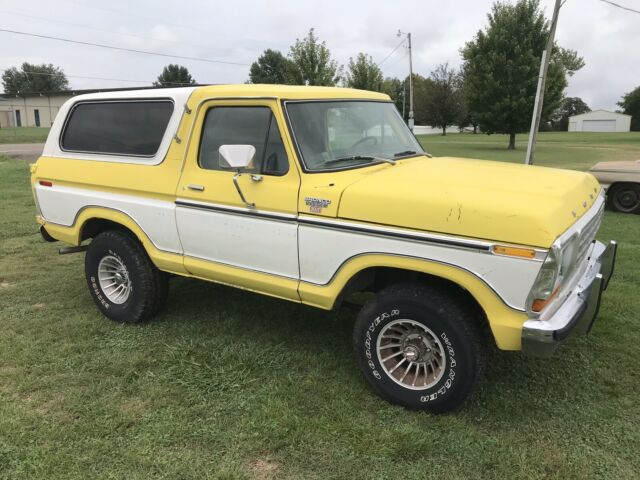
<box><xmin>398</xmin><ymin>30</ymin><xmax>414</xmax><ymax>130</ymax></box>
<box><xmin>525</xmin><ymin>0</ymin><xmax>562</xmax><ymax>165</ymax></box>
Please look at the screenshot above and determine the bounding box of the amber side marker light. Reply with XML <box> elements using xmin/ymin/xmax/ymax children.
<box><xmin>531</xmin><ymin>287</ymin><xmax>560</xmax><ymax>313</ymax></box>
<box><xmin>492</xmin><ymin>245</ymin><xmax>537</xmax><ymax>259</ymax></box>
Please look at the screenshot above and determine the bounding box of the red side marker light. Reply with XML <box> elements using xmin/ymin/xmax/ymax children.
<box><xmin>39</xmin><ymin>180</ymin><xmax>53</xmax><ymax>187</ymax></box>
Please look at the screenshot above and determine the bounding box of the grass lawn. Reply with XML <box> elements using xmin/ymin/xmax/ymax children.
<box><xmin>418</xmin><ymin>131</ymin><xmax>640</xmax><ymax>171</ymax></box>
<box><xmin>0</xmin><ymin>127</ymin><xmax>50</xmax><ymax>144</ymax></box>
<box><xmin>1</xmin><ymin>143</ymin><xmax>639</xmax><ymax>478</ymax></box>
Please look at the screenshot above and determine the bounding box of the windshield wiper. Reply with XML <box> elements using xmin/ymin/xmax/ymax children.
<box><xmin>393</xmin><ymin>150</ymin><xmax>433</xmax><ymax>159</ymax></box>
<box><xmin>393</xmin><ymin>150</ymin><xmax>417</xmax><ymax>157</ymax></box>
<box><xmin>324</xmin><ymin>155</ymin><xmax>396</xmax><ymax>167</ymax></box>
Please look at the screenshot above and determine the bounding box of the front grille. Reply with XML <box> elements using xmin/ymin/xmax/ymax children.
<box><xmin>576</xmin><ymin>204</ymin><xmax>603</xmax><ymax>266</ymax></box>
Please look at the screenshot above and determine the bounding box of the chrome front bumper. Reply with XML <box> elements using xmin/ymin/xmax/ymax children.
<box><xmin>522</xmin><ymin>240</ymin><xmax>617</xmax><ymax>358</ymax></box>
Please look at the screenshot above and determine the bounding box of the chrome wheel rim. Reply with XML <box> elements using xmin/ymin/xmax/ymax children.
<box><xmin>376</xmin><ymin>319</ymin><xmax>446</xmax><ymax>390</ymax></box>
<box><xmin>98</xmin><ymin>255</ymin><xmax>131</xmax><ymax>304</ymax></box>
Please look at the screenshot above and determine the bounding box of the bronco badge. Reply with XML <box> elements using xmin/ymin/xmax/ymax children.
<box><xmin>304</xmin><ymin>197</ymin><xmax>331</xmax><ymax>213</ymax></box>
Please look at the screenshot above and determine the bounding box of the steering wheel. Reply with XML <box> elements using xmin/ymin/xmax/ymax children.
<box><xmin>348</xmin><ymin>136</ymin><xmax>378</xmax><ymax>149</ymax></box>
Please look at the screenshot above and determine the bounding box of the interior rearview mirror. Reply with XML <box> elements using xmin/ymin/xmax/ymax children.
<box><xmin>219</xmin><ymin>144</ymin><xmax>256</xmax><ymax>170</ymax></box>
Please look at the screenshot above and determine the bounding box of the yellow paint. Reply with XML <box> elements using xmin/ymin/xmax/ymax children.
<box><xmin>337</xmin><ymin>156</ymin><xmax>601</xmax><ymax>248</ymax></box>
<box><xmin>298</xmin><ymin>254</ymin><xmax>527</xmax><ymax>350</ymax></box>
<box><xmin>32</xmin><ymin>84</ymin><xmax>593</xmax><ymax>353</ymax></box>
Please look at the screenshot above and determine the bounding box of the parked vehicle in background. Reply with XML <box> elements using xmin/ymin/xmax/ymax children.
<box><xmin>30</xmin><ymin>85</ymin><xmax>616</xmax><ymax>412</ymax></box>
<box><xmin>590</xmin><ymin>160</ymin><xmax>640</xmax><ymax>213</ymax></box>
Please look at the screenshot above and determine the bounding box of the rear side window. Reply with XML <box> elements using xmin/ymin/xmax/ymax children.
<box><xmin>61</xmin><ymin>100</ymin><xmax>174</xmax><ymax>156</ymax></box>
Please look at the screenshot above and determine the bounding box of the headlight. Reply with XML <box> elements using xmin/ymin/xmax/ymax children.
<box><xmin>527</xmin><ymin>247</ymin><xmax>561</xmax><ymax>314</ymax></box>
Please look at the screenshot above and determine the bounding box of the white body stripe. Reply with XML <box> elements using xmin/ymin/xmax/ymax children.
<box><xmin>37</xmin><ymin>184</ymin><xmax>541</xmax><ymax>311</ymax></box>
<box><xmin>299</xmin><ymin>224</ymin><xmax>540</xmax><ymax>311</ymax></box>
<box><xmin>175</xmin><ymin>205</ymin><xmax>299</xmax><ymax>278</ymax></box>
<box><xmin>35</xmin><ymin>184</ymin><xmax>182</xmax><ymax>253</ymax></box>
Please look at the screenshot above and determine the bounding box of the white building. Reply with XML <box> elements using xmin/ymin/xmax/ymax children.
<box><xmin>0</xmin><ymin>86</ymin><xmax>185</xmax><ymax>129</ymax></box>
<box><xmin>568</xmin><ymin>109</ymin><xmax>631</xmax><ymax>132</ymax></box>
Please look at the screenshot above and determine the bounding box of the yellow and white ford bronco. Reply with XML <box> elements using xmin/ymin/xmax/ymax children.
<box><xmin>31</xmin><ymin>85</ymin><xmax>617</xmax><ymax>412</ymax></box>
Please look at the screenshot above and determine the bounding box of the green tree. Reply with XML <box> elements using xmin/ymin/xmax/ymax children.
<box><xmin>248</xmin><ymin>49</ymin><xmax>293</xmax><ymax>84</ymax></box>
<box><xmin>346</xmin><ymin>53</ymin><xmax>383</xmax><ymax>91</ymax></box>
<box><xmin>381</xmin><ymin>77</ymin><xmax>405</xmax><ymax>117</ymax></box>
<box><xmin>552</xmin><ymin>96</ymin><xmax>590</xmax><ymax>131</ymax></box>
<box><xmin>1</xmin><ymin>62</ymin><xmax>69</xmax><ymax>95</ymax></box>
<box><xmin>287</xmin><ymin>29</ymin><xmax>341</xmax><ymax>86</ymax></box>
<box><xmin>617</xmin><ymin>86</ymin><xmax>640</xmax><ymax>131</ymax></box>
<box><xmin>423</xmin><ymin>63</ymin><xmax>465</xmax><ymax>135</ymax></box>
<box><xmin>461</xmin><ymin>0</ymin><xmax>584</xmax><ymax>149</ymax></box>
<box><xmin>153</xmin><ymin>64</ymin><xmax>196</xmax><ymax>87</ymax></box>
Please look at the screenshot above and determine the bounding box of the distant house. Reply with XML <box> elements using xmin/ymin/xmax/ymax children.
<box><xmin>0</xmin><ymin>86</ymin><xmax>195</xmax><ymax>129</ymax></box>
<box><xmin>568</xmin><ymin>110</ymin><xmax>631</xmax><ymax>132</ymax></box>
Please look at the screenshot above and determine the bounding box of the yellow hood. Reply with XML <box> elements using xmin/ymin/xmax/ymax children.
<box><xmin>337</xmin><ymin>157</ymin><xmax>601</xmax><ymax>248</ymax></box>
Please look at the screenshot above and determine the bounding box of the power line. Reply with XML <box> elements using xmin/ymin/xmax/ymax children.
<box><xmin>376</xmin><ymin>38</ymin><xmax>406</xmax><ymax>67</ymax></box>
<box><xmin>599</xmin><ymin>0</ymin><xmax>640</xmax><ymax>14</ymax></box>
<box><xmin>0</xmin><ymin>9</ymin><xmax>239</xmax><ymax>55</ymax></box>
<box><xmin>0</xmin><ymin>28</ymin><xmax>251</xmax><ymax>67</ymax></box>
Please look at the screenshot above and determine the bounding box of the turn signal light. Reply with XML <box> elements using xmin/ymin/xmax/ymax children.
<box><xmin>531</xmin><ymin>287</ymin><xmax>559</xmax><ymax>312</ymax></box>
<box><xmin>492</xmin><ymin>245</ymin><xmax>537</xmax><ymax>259</ymax></box>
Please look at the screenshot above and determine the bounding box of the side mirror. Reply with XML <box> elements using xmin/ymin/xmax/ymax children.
<box><xmin>219</xmin><ymin>144</ymin><xmax>256</xmax><ymax>171</ymax></box>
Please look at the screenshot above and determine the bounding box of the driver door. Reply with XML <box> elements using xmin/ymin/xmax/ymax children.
<box><xmin>175</xmin><ymin>99</ymin><xmax>301</xmax><ymax>301</ymax></box>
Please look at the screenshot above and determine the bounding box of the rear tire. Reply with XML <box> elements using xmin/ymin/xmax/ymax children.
<box><xmin>85</xmin><ymin>230</ymin><xmax>168</xmax><ymax>323</ymax></box>
<box><xmin>353</xmin><ymin>283</ymin><xmax>485</xmax><ymax>413</ymax></box>
<box><xmin>608</xmin><ymin>183</ymin><xmax>640</xmax><ymax>214</ymax></box>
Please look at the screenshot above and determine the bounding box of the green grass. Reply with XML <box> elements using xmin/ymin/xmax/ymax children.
<box><xmin>418</xmin><ymin>131</ymin><xmax>640</xmax><ymax>171</ymax></box>
<box><xmin>0</xmin><ymin>127</ymin><xmax>50</xmax><ymax>144</ymax></box>
<box><xmin>1</xmin><ymin>148</ymin><xmax>639</xmax><ymax>479</ymax></box>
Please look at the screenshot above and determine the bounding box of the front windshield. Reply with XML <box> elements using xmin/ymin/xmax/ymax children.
<box><xmin>286</xmin><ymin>101</ymin><xmax>424</xmax><ymax>171</ymax></box>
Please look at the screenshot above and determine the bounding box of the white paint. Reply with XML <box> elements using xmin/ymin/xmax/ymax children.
<box><xmin>41</xmin><ymin>87</ymin><xmax>197</xmax><ymax>165</ymax></box>
<box><xmin>568</xmin><ymin>109</ymin><xmax>631</xmax><ymax>132</ymax></box>
<box><xmin>175</xmin><ymin>205</ymin><xmax>299</xmax><ymax>278</ymax></box>
<box><xmin>298</xmin><ymin>223</ymin><xmax>541</xmax><ymax>311</ymax></box>
<box><xmin>35</xmin><ymin>184</ymin><xmax>182</xmax><ymax>253</ymax></box>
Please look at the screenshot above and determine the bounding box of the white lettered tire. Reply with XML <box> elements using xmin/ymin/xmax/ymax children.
<box><xmin>353</xmin><ymin>283</ymin><xmax>485</xmax><ymax>413</ymax></box>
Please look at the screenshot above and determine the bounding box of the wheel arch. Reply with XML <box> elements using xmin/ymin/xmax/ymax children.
<box><xmin>298</xmin><ymin>254</ymin><xmax>527</xmax><ymax>350</ymax></box>
<box><xmin>44</xmin><ymin>207</ymin><xmax>186</xmax><ymax>274</ymax></box>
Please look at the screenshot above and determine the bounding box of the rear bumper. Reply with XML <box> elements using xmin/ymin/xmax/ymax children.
<box><xmin>521</xmin><ymin>240</ymin><xmax>617</xmax><ymax>358</ymax></box>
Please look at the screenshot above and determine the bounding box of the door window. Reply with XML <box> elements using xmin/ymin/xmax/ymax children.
<box><xmin>198</xmin><ymin>107</ymin><xmax>288</xmax><ymax>176</ymax></box>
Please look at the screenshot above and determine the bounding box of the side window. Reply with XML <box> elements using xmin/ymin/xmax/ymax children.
<box><xmin>61</xmin><ymin>100</ymin><xmax>174</xmax><ymax>156</ymax></box>
<box><xmin>198</xmin><ymin>107</ymin><xmax>288</xmax><ymax>175</ymax></box>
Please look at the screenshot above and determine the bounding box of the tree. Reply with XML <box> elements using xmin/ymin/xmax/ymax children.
<box><xmin>552</xmin><ymin>96</ymin><xmax>590</xmax><ymax>131</ymax></box>
<box><xmin>346</xmin><ymin>53</ymin><xmax>383</xmax><ymax>91</ymax></box>
<box><xmin>287</xmin><ymin>29</ymin><xmax>341</xmax><ymax>86</ymax></box>
<box><xmin>617</xmin><ymin>86</ymin><xmax>640</xmax><ymax>131</ymax></box>
<box><xmin>248</xmin><ymin>49</ymin><xmax>293</xmax><ymax>84</ymax></box>
<box><xmin>381</xmin><ymin>77</ymin><xmax>405</xmax><ymax>117</ymax></box>
<box><xmin>423</xmin><ymin>63</ymin><xmax>465</xmax><ymax>135</ymax></box>
<box><xmin>2</xmin><ymin>62</ymin><xmax>69</xmax><ymax>95</ymax></box>
<box><xmin>461</xmin><ymin>0</ymin><xmax>584</xmax><ymax>149</ymax></box>
<box><xmin>153</xmin><ymin>64</ymin><xmax>196</xmax><ymax>87</ymax></box>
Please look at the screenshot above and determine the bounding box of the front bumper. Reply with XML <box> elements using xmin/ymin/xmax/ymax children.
<box><xmin>521</xmin><ymin>240</ymin><xmax>617</xmax><ymax>358</ymax></box>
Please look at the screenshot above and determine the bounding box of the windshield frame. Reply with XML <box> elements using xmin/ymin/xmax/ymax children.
<box><xmin>282</xmin><ymin>99</ymin><xmax>425</xmax><ymax>173</ymax></box>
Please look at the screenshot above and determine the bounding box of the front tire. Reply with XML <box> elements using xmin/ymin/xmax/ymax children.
<box><xmin>85</xmin><ymin>230</ymin><xmax>168</xmax><ymax>323</ymax></box>
<box><xmin>608</xmin><ymin>183</ymin><xmax>640</xmax><ymax>214</ymax></box>
<box><xmin>353</xmin><ymin>283</ymin><xmax>485</xmax><ymax>413</ymax></box>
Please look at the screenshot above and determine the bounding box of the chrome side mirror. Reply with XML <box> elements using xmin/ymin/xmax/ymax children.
<box><xmin>218</xmin><ymin>144</ymin><xmax>257</xmax><ymax>209</ymax></box>
<box><xmin>218</xmin><ymin>144</ymin><xmax>256</xmax><ymax>170</ymax></box>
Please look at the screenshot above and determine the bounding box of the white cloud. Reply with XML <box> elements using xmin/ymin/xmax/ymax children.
<box><xmin>0</xmin><ymin>0</ymin><xmax>637</xmax><ymax>109</ymax></box>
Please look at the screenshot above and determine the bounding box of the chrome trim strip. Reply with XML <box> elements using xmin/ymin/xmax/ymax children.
<box><xmin>175</xmin><ymin>199</ymin><xmax>296</xmax><ymax>222</ymax></box>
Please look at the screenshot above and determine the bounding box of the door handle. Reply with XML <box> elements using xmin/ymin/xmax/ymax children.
<box><xmin>187</xmin><ymin>184</ymin><xmax>205</xmax><ymax>191</ymax></box>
